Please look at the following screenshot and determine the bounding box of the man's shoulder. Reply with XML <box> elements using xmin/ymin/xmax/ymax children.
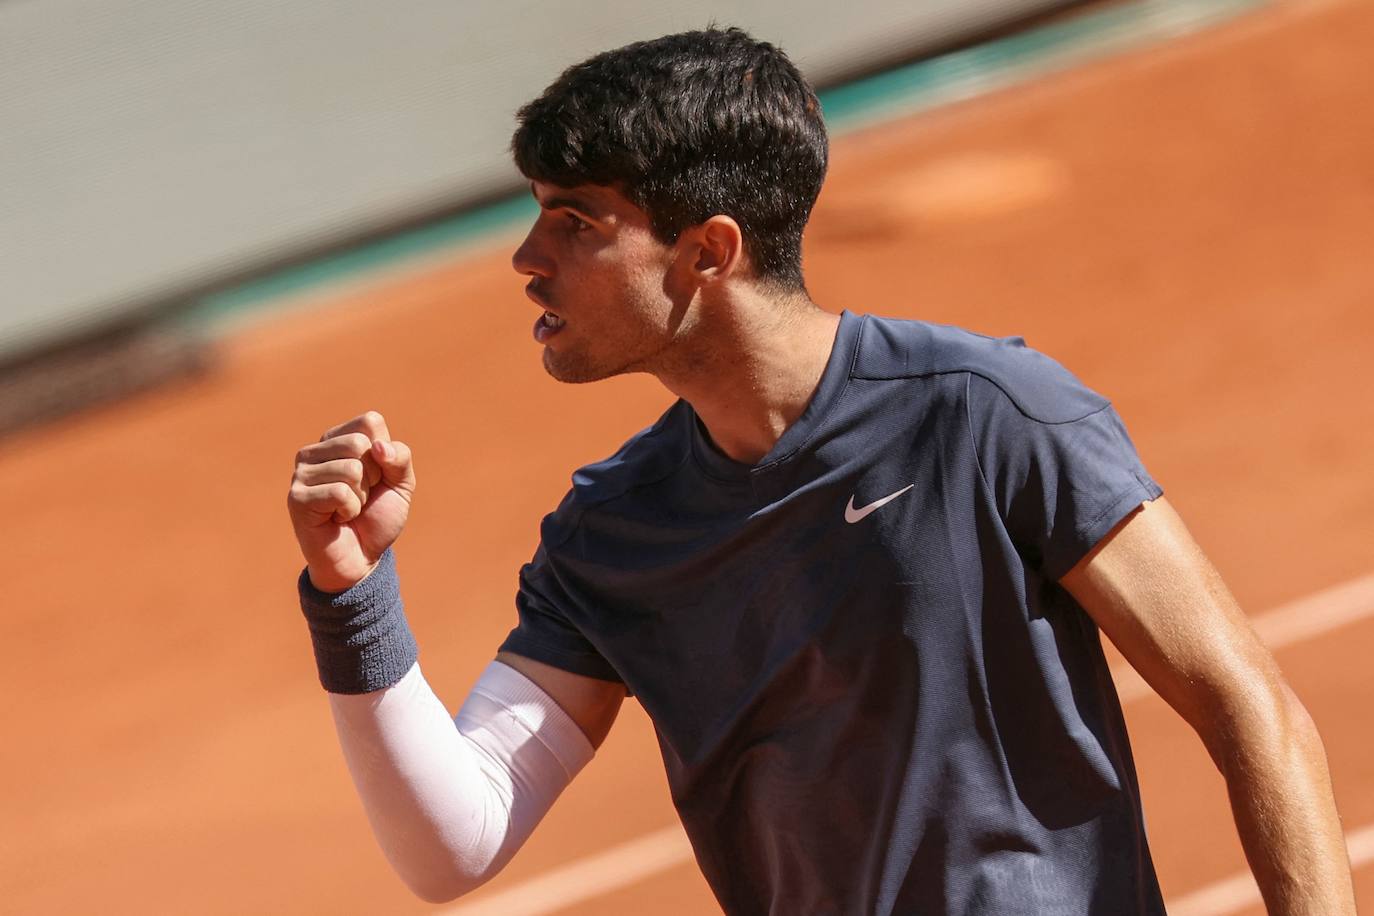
<box><xmin>539</xmin><ymin>399</ymin><xmax>691</xmax><ymax>547</ymax></box>
<box><xmin>853</xmin><ymin>312</ymin><xmax>1108</xmax><ymax>424</ymax></box>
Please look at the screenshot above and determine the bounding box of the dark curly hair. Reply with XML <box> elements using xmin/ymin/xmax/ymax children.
<box><xmin>512</xmin><ymin>28</ymin><xmax>828</xmax><ymax>291</ymax></box>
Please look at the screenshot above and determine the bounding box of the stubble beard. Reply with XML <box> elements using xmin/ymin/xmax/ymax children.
<box><xmin>541</xmin><ymin>346</ymin><xmax>612</xmax><ymax>384</ymax></box>
<box><xmin>540</xmin><ymin>313</ymin><xmax>674</xmax><ymax>384</ymax></box>
<box><xmin>540</xmin><ymin>332</ymin><xmax>657</xmax><ymax>384</ymax></box>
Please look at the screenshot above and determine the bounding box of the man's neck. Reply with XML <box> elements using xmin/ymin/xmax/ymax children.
<box><xmin>654</xmin><ymin>291</ymin><xmax>842</xmax><ymax>465</ymax></box>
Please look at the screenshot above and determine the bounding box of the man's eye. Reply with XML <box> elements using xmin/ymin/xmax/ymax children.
<box><xmin>566</xmin><ymin>213</ymin><xmax>591</xmax><ymax>231</ymax></box>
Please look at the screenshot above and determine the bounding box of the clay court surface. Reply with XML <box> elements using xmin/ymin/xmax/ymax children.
<box><xmin>4</xmin><ymin>1</ymin><xmax>1373</xmax><ymax>912</ymax></box>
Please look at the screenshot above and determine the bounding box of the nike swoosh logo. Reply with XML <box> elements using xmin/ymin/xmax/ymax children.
<box><xmin>844</xmin><ymin>483</ymin><xmax>915</xmax><ymax>524</ymax></box>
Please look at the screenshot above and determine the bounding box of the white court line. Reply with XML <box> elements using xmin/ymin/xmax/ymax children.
<box><xmin>442</xmin><ymin>571</ymin><xmax>1374</xmax><ymax>916</ymax></box>
<box><xmin>1169</xmin><ymin>820</ymin><xmax>1374</xmax><ymax>915</ymax></box>
<box><xmin>442</xmin><ymin>826</ymin><xmax>692</xmax><ymax>916</ymax></box>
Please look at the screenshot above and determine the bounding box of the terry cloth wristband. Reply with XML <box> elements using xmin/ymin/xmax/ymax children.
<box><xmin>297</xmin><ymin>548</ymin><xmax>418</xmax><ymax>694</ymax></box>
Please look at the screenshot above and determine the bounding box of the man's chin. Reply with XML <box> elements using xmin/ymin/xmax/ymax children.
<box><xmin>542</xmin><ymin>348</ymin><xmax>617</xmax><ymax>384</ymax></box>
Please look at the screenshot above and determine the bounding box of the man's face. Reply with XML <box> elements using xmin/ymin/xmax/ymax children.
<box><xmin>512</xmin><ymin>181</ymin><xmax>687</xmax><ymax>383</ymax></box>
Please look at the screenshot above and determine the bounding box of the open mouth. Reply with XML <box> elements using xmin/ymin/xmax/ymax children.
<box><xmin>533</xmin><ymin>309</ymin><xmax>566</xmax><ymax>343</ymax></box>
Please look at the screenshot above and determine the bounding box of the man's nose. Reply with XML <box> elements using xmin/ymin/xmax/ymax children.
<box><xmin>511</xmin><ymin>229</ymin><xmax>551</xmax><ymax>278</ymax></box>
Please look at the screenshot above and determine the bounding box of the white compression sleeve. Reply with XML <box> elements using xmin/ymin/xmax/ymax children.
<box><xmin>328</xmin><ymin>660</ymin><xmax>594</xmax><ymax>903</ymax></box>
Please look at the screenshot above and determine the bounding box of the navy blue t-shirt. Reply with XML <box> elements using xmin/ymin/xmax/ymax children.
<box><xmin>501</xmin><ymin>311</ymin><xmax>1166</xmax><ymax>914</ymax></box>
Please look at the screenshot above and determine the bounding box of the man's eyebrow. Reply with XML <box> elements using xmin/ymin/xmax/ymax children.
<box><xmin>536</xmin><ymin>191</ymin><xmax>608</xmax><ymax>220</ymax></box>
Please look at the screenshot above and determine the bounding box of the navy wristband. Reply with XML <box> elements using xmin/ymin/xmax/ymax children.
<box><xmin>297</xmin><ymin>548</ymin><xmax>418</xmax><ymax>694</ymax></box>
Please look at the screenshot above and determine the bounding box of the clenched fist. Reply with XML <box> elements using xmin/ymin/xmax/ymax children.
<box><xmin>287</xmin><ymin>411</ymin><xmax>416</xmax><ymax>593</ymax></box>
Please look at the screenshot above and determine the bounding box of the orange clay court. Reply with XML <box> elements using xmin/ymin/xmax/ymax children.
<box><xmin>2</xmin><ymin>1</ymin><xmax>1372</xmax><ymax>913</ymax></box>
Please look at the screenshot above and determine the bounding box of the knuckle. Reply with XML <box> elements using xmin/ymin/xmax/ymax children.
<box><xmin>346</xmin><ymin>432</ymin><xmax>372</xmax><ymax>454</ymax></box>
<box><xmin>362</xmin><ymin>410</ymin><xmax>385</xmax><ymax>428</ymax></box>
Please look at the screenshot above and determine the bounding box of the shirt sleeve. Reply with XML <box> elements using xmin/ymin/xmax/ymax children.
<box><xmin>499</xmin><ymin>541</ymin><xmax>624</xmax><ymax>684</ymax></box>
<box><xmin>966</xmin><ymin>372</ymin><xmax>1163</xmax><ymax>581</ymax></box>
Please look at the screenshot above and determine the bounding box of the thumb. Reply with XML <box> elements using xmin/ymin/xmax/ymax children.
<box><xmin>372</xmin><ymin>439</ymin><xmax>416</xmax><ymax>493</ymax></box>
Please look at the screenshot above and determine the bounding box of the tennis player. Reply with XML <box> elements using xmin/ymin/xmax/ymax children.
<box><xmin>286</xmin><ymin>28</ymin><xmax>1356</xmax><ymax>913</ymax></box>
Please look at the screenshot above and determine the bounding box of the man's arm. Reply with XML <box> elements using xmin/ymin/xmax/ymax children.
<box><xmin>497</xmin><ymin>652</ymin><xmax>625</xmax><ymax>748</ymax></box>
<box><xmin>289</xmin><ymin>411</ymin><xmax>624</xmax><ymax>902</ymax></box>
<box><xmin>1060</xmin><ymin>496</ymin><xmax>1356</xmax><ymax>913</ymax></box>
<box><xmin>326</xmin><ymin>655</ymin><xmax>622</xmax><ymax>902</ymax></box>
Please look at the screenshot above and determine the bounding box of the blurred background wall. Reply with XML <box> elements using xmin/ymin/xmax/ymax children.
<box><xmin>8</xmin><ymin>0</ymin><xmax>1374</xmax><ymax>911</ymax></box>
<box><xmin>1</xmin><ymin>0</ymin><xmax>1081</xmax><ymax>367</ymax></box>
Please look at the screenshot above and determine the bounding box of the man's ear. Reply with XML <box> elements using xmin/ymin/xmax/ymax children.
<box><xmin>689</xmin><ymin>215</ymin><xmax>745</xmax><ymax>281</ymax></box>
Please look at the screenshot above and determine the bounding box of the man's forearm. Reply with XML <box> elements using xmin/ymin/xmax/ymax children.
<box><xmin>330</xmin><ymin>660</ymin><xmax>594</xmax><ymax>903</ymax></box>
<box><xmin>1213</xmin><ymin>686</ymin><xmax>1355</xmax><ymax>914</ymax></box>
<box><xmin>297</xmin><ymin>551</ymin><xmax>594</xmax><ymax>903</ymax></box>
